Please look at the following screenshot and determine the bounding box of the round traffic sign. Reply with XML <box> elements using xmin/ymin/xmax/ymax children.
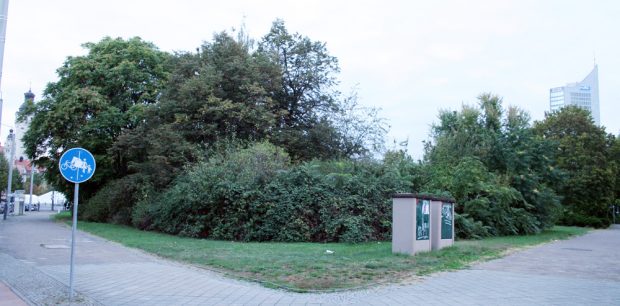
<box><xmin>59</xmin><ymin>148</ymin><xmax>96</xmax><ymax>183</ymax></box>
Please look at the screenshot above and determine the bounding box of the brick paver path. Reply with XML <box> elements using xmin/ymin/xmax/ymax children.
<box><xmin>1</xmin><ymin>212</ymin><xmax>619</xmax><ymax>305</ymax></box>
<box><xmin>0</xmin><ymin>281</ymin><xmax>27</xmax><ymax>306</ymax></box>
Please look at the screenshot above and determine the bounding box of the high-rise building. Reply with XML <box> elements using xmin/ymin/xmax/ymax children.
<box><xmin>549</xmin><ymin>65</ymin><xmax>600</xmax><ymax>125</ymax></box>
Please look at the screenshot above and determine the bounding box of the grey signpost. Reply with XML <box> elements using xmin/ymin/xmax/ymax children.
<box><xmin>28</xmin><ymin>167</ymin><xmax>34</xmax><ymax>211</ymax></box>
<box><xmin>4</xmin><ymin>129</ymin><xmax>14</xmax><ymax>220</ymax></box>
<box><xmin>59</xmin><ymin>148</ymin><xmax>96</xmax><ymax>301</ymax></box>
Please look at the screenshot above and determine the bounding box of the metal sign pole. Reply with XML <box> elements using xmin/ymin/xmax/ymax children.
<box><xmin>69</xmin><ymin>183</ymin><xmax>79</xmax><ymax>300</ymax></box>
<box><xmin>28</xmin><ymin>168</ymin><xmax>34</xmax><ymax>211</ymax></box>
<box><xmin>59</xmin><ymin>147</ymin><xmax>95</xmax><ymax>302</ymax></box>
<box><xmin>3</xmin><ymin>129</ymin><xmax>14</xmax><ymax>220</ymax></box>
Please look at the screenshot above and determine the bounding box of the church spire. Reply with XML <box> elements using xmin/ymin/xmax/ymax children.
<box><xmin>24</xmin><ymin>88</ymin><xmax>34</xmax><ymax>101</ymax></box>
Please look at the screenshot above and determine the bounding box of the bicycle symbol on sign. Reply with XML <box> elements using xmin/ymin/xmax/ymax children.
<box><xmin>60</xmin><ymin>156</ymin><xmax>93</xmax><ymax>174</ymax></box>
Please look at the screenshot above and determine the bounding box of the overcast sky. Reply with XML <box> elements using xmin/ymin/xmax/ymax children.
<box><xmin>1</xmin><ymin>0</ymin><xmax>618</xmax><ymax>159</ymax></box>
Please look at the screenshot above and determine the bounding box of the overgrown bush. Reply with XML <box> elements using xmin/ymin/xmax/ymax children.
<box><xmin>454</xmin><ymin>213</ymin><xmax>490</xmax><ymax>239</ymax></box>
<box><xmin>447</xmin><ymin>157</ymin><xmax>543</xmax><ymax>236</ymax></box>
<box><xmin>132</xmin><ymin>142</ymin><xmax>290</xmax><ymax>237</ymax></box>
<box><xmin>134</xmin><ymin>142</ymin><xmax>415</xmax><ymax>242</ymax></box>
<box><xmin>81</xmin><ymin>174</ymin><xmax>146</xmax><ymax>225</ymax></box>
<box><xmin>560</xmin><ymin>210</ymin><xmax>609</xmax><ymax>228</ymax></box>
<box><xmin>253</xmin><ymin>161</ymin><xmax>402</xmax><ymax>242</ymax></box>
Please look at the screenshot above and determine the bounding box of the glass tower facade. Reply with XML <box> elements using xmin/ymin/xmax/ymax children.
<box><xmin>549</xmin><ymin>65</ymin><xmax>600</xmax><ymax>125</ymax></box>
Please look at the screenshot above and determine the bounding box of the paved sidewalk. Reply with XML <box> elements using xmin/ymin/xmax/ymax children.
<box><xmin>1</xmin><ymin>212</ymin><xmax>619</xmax><ymax>305</ymax></box>
<box><xmin>0</xmin><ymin>281</ymin><xmax>27</xmax><ymax>306</ymax></box>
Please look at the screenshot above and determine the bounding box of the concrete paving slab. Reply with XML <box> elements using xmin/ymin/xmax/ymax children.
<box><xmin>0</xmin><ymin>281</ymin><xmax>28</xmax><ymax>306</ymax></box>
<box><xmin>1</xmin><ymin>212</ymin><xmax>620</xmax><ymax>305</ymax></box>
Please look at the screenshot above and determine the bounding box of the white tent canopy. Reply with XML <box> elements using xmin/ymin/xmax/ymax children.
<box><xmin>38</xmin><ymin>191</ymin><xmax>67</xmax><ymax>205</ymax></box>
<box><xmin>24</xmin><ymin>194</ymin><xmax>41</xmax><ymax>204</ymax></box>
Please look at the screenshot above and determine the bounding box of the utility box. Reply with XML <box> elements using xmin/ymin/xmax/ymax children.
<box><xmin>392</xmin><ymin>194</ymin><xmax>431</xmax><ymax>255</ymax></box>
<box><xmin>15</xmin><ymin>190</ymin><xmax>25</xmax><ymax>215</ymax></box>
<box><xmin>431</xmin><ymin>200</ymin><xmax>455</xmax><ymax>250</ymax></box>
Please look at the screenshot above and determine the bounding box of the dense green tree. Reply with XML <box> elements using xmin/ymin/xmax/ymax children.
<box><xmin>159</xmin><ymin>32</ymin><xmax>278</xmax><ymax>145</ymax></box>
<box><xmin>258</xmin><ymin>19</ymin><xmax>339</xmax><ymax>130</ymax></box>
<box><xmin>533</xmin><ymin>106</ymin><xmax>615</xmax><ymax>227</ymax></box>
<box><xmin>20</xmin><ymin>22</ymin><xmax>388</xmax><ymax>227</ymax></box>
<box><xmin>0</xmin><ymin>152</ymin><xmax>23</xmax><ymax>195</ymax></box>
<box><xmin>106</xmin><ymin>31</ymin><xmax>276</xmax><ymax>203</ymax></box>
<box><xmin>500</xmin><ymin>107</ymin><xmax>564</xmax><ymax>228</ymax></box>
<box><xmin>18</xmin><ymin>36</ymin><xmax>171</xmax><ymax>203</ymax></box>
<box><xmin>22</xmin><ymin>172</ymin><xmax>46</xmax><ymax>195</ymax></box>
<box><xmin>110</xmin><ymin>24</ymin><xmax>385</xmax><ymax>196</ymax></box>
<box><xmin>611</xmin><ymin>136</ymin><xmax>620</xmax><ymax>206</ymax></box>
<box><xmin>424</xmin><ymin>94</ymin><xmax>562</xmax><ymax>236</ymax></box>
<box><xmin>256</xmin><ymin>19</ymin><xmax>386</xmax><ymax>159</ymax></box>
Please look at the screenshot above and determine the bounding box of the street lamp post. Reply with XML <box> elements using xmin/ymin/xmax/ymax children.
<box><xmin>3</xmin><ymin>128</ymin><xmax>14</xmax><ymax>220</ymax></box>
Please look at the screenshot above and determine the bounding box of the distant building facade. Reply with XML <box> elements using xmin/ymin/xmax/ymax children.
<box><xmin>549</xmin><ymin>65</ymin><xmax>600</xmax><ymax>125</ymax></box>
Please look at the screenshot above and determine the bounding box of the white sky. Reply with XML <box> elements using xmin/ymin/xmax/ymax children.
<box><xmin>1</xmin><ymin>0</ymin><xmax>619</xmax><ymax>159</ymax></box>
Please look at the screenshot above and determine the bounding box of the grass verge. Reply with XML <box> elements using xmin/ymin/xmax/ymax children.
<box><xmin>51</xmin><ymin>213</ymin><xmax>587</xmax><ymax>292</ymax></box>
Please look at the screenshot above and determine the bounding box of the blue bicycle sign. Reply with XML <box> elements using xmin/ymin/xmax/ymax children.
<box><xmin>59</xmin><ymin>148</ymin><xmax>96</xmax><ymax>183</ymax></box>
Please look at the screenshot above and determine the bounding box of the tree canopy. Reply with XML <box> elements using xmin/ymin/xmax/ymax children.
<box><xmin>18</xmin><ymin>37</ymin><xmax>172</xmax><ymax>203</ymax></box>
<box><xmin>0</xmin><ymin>152</ymin><xmax>22</xmax><ymax>194</ymax></box>
<box><xmin>422</xmin><ymin>94</ymin><xmax>562</xmax><ymax>235</ymax></box>
<box><xmin>17</xmin><ymin>20</ymin><xmax>618</xmax><ymax>241</ymax></box>
<box><xmin>20</xmin><ymin>21</ymin><xmax>387</xmax><ymax>224</ymax></box>
<box><xmin>533</xmin><ymin>106</ymin><xmax>615</xmax><ymax>227</ymax></box>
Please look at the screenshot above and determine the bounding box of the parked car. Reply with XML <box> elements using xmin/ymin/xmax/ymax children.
<box><xmin>25</xmin><ymin>202</ymin><xmax>40</xmax><ymax>211</ymax></box>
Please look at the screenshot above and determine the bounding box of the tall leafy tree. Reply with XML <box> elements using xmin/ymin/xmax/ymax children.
<box><xmin>258</xmin><ymin>19</ymin><xmax>356</xmax><ymax>160</ymax></box>
<box><xmin>533</xmin><ymin>106</ymin><xmax>615</xmax><ymax>227</ymax></box>
<box><xmin>20</xmin><ymin>22</ymin><xmax>388</xmax><ymax>224</ymax></box>
<box><xmin>110</xmin><ymin>32</ymin><xmax>277</xmax><ymax>189</ymax></box>
<box><xmin>160</xmin><ymin>32</ymin><xmax>278</xmax><ymax>145</ymax></box>
<box><xmin>0</xmin><ymin>152</ymin><xmax>22</xmax><ymax>195</ymax></box>
<box><xmin>500</xmin><ymin>107</ymin><xmax>564</xmax><ymax>228</ymax></box>
<box><xmin>424</xmin><ymin>94</ymin><xmax>562</xmax><ymax>236</ymax></box>
<box><xmin>610</xmin><ymin>136</ymin><xmax>620</xmax><ymax>210</ymax></box>
<box><xmin>258</xmin><ymin>19</ymin><xmax>339</xmax><ymax>129</ymax></box>
<box><xmin>86</xmin><ymin>31</ymin><xmax>280</xmax><ymax>224</ymax></box>
<box><xmin>18</xmin><ymin>37</ymin><xmax>171</xmax><ymax>202</ymax></box>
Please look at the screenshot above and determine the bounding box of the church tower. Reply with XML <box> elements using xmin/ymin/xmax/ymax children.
<box><xmin>14</xmin><ymin>89</ymin><xmax>34</xmax><ymax>161</ymax></box>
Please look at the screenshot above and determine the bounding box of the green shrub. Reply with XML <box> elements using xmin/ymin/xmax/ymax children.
<box><xmin>560</xmin><ymin>210</ymin><xmax>609</xmax><ymax>228</ymax></box>
<box><xmin>134</xmin><ymin>142</ymin><xmax>289</xmax><ymax>238</ymax></box>
<box><xmin>454</xmin><ymin>213</ymin><xmax>490</xmax><ymax>239</ymax></box>
<box><xmin>447</xmin><ymin>157</ymin><xmax>543</xmax><ymax>238</ymax></box>
<box><xmin>81</xmin><ymin>175</ymin><xmax>146</xmax><ymax>224</ymax></box>
<box><xmin>253</xmin><ymin>161</ymin><xmax>398</xmax><ymax>242</ymax></box>
<box><xmin>139</xmin><ymin>142</ymin><xmax>415</xmax><ymax>242</ymax></box>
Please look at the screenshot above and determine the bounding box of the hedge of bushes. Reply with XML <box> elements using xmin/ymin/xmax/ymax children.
<box><xmin>131</xmin><ymin>142</ymin><xmax>414</xmax><ymax>242</ymax></box>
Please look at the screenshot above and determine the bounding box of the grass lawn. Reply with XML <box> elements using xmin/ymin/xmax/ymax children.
<box><xmin>53</xmin><ymin>212</ymin><xmax>587</xmax><ymax>292</ymax></box>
